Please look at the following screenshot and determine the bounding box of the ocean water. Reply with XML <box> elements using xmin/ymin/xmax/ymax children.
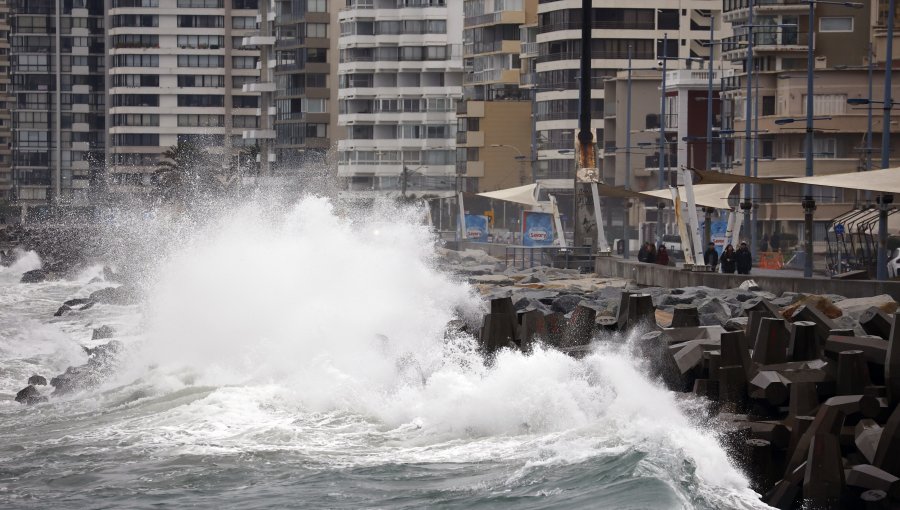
<box><xmin>0</xmin><ymin>198</ymin><xmax>771</xmax><ymax>509</ymax></box>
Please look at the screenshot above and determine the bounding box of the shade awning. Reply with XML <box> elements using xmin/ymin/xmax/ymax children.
<box><xmin>689</xmin><ymin>167</ymin><xmax>781</xmax><ymax>185</ymax></box>
<box><xmin>596</xmin><ymin>182</ymin><xmax>647</xmax><ymax>200</ymax></box>
<box><xmin>640</xmin><ymin>183</ymin><xmax>736</xmax><ymax>209</ymax></box>
<box><xmin>781</xmin><ymin>167</ymin><xmax>900</xmax><ymax>194</ymax></box>
<box><xmin>477</xmin><ymin>183</ymin><xmax>541</xmax><ymax>207</ymax></box>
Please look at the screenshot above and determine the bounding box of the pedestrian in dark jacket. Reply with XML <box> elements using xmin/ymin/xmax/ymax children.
<box><xmin>703</xmin><ymin>242</ymin><xmax>719</xmax><ymax>269</ymax></box>
<box><xmin>721</xmin><ymin>244</ymin><xmax>737</xmax><ymax>274</ymax></box>
<box><xmin>656</xmin><ymin>245</ymin><xmax>670</xmax><ymax>266</ymax></box>
<box><xmin>638</xmin><ymin>242</ymin><xmax>649</xmax><ymax>262</ymax></box>
<box><xmin>736</xmin><ymin>242</ymin><xmax>753</xmax><ymax>274</ymax></box>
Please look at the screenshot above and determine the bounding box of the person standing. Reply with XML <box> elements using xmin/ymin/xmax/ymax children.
<box><xmin>703</xmin><ymin>242</ymin><xmax>719</xmax><ymax>269</ymax></box>
<box><xmin>646</xmin><ymin>244</ymin><xmax>657</xmax><ymax>264</ymax></box>
<box><xmin>638</xmin><ymin>242</ymin><xmax>649</xmax><ymax>262</ymax></box>
<box><xmin>656</xmin><ymin>245</ymin><xmax>670</xmax><ymax>266</ymax></box>
<box><xmin>761</xmin><ymin>233</ymin><xmax>770</xmax><ymax>253</ymax></box>
<box><xmin>736</xmin><ymin>241</ymin><xmax>753</xmax><ymax>275</ymax></box>
<box><xmin>770</xmin><ymin>231</ymin><xmax>781</xmax><ymax>252</ymax></box>
<box><xmin>721</xmin><ymin>244</ymin><xmax>737</xmax><ymax>274</ymax></box>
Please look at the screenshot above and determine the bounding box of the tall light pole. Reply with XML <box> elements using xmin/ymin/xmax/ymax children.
<box><xmin>625</xmin><ymin>45</ymin><xmax>633</xmax><ymax>259</ymax></box>
<box><xmin>658</xmin><ymin>33</ymin><xmax>669</xmax><ymax>247</ymax></box>
<box><xmin>878</xmin><ymin>0</ymin><xmax>896</xmax><ymax>281</ymax></box>
<box><xmin>706</xmin><ymin>15</ymin><xmax>715</xmax><ymax>174</ymax></box>
<box><xmin>743</xmin><ymin>0</ymin><xmax>755</xmax><ymax>246</ymax></box>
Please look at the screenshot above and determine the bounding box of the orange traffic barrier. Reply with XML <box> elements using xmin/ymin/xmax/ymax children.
<box><xmin>758</xmin><ymin>251</ymin><xmax>784</xmax><ymax>270</ymax></box>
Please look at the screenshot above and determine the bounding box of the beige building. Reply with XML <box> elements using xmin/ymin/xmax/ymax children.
<box><xmin>723</xmin><ymin>0</ymin><xmax>900</xmax><ymax>247</ymax></box>
<box><xmin>457</xmin><ymin>0</ymin><xmax>537</xmax><ymax>193</ymax></box>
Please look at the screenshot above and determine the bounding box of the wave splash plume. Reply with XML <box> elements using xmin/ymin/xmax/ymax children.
<box><xmin>1</xmin><ymin>196</ymin><xmax>769</xmax><ymax>509</ymax></box>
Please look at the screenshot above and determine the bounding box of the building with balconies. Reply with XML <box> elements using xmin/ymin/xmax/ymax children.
<box><xmin>721</xmin><ymin>0</ymin><xmax>900</xmax><ymax>248</ymax></box>
<box><xmin>0</xmin><ymin>0</ymin><xmax>13</xmax><ymax>223</ymax></box>
<box><xmin>337</xmin><ymin>0</ymin><xmax>464</xmax><ymax>198</ymax></box>
<box><xmin>9</xmin><ymin>0</ymin><xmax>105</xmax><ymax>217</ymax></box>
<box><xmin>534</xmin><ymin>0</ymin><xmax>722</xmax><ymax>198</ymax></box>
<box><xmin>105</xmin><ymin>0</ymin><xmax>262</xmax><ymax>197</ymax></box>
<box><xmin>456</xmin><ymin>0</ymin><xmax>536</xmax><ymax>194</ymax></box>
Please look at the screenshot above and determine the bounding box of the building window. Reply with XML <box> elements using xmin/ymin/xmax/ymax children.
<box><xmin>232</xmin><ymin>16</ymin><xmax>256</xmax><ymax>29</ymax></box>
<box><xmin>111</xmin><ymin>114</ymin><xmax>159</xmax><ymax>126</ymax></box>
<box><xmin>177</xmin><ymin>55</ymin><xmax>225</xmax><ymax>67</ymax></box>
<box><xmin>178</xmin><ymin>75</ymin><xmax>225</xmax><ymax>87</ymax></box>
<box><xmin>306</xmin><ymin>23</ymin><xmax>327</xmax><ymax>38</ymax></box>
<box><xmin>819</xmin><ymin>17</ymin><xmax>854</xmax><ymax>32</ymax></box>
<box><xmin>177</xmin><ymin>114</ymin><xmax>224</xmax><ymax>126</ymax></box>
<box><xmin>307</xmin><ymin>0</ymin><xmax>326</xmax><ymax>12</ymax></box>
<box><xmin>112</xmin><ymin>133</ymin><xmax>160</xmax><ymax>146</ymax></box>
<box><xmin>177</xmin><ymin>95</ymin><xmax>225</xmax><ymax>107</ymax></box>
<box><xmin>112</xmin><ymin>74</ymin><xmax>160</xmax><ymax>87</ymax></box>
<box><xmin>233</xmin><ymin>96</ymin><xmax>258</xmax><ymax>108</ymax></box>
<box><xmin>177</xmin><ymin>0</ymin><xmax>223</xmax><ymax>6</ymax></box>
<box><xmin>113</xmin><ymin>54</ymin><xmax>159</xmax><ymax>67</ymax></box>
<box><xmin>177</xmin><ymin>35</ymin><xmax>224</xmax><ymax>49</ymax></box>
<box><xmin>232</xmin><ymin>56</ymin><xmax>258</xmax><ymax>69</ymax></box>
<box><xmin>177</xmin><ymin>15</ymin><xmax>224</xmax><ymax>28</ymax></box>
<box><xmin>111</xmin><ymin>94</ymin><xmax>160</xmax><ymax>107</ymax></box>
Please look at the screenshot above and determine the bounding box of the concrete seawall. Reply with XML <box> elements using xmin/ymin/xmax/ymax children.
<box><xmin>595</xmin><ymin>257</ymin><xmax>900</xmax><ymax>301</ymax></box>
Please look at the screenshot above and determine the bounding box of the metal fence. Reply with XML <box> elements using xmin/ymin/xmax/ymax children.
<box><xmin>504</xmin><ymin>245</ymin><xmax>595</xmax><ymax>271</ymax></box>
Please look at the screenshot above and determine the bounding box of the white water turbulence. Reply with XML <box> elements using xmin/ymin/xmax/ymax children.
<box><xmin>1</xmin><ymin>196</ymin><xmax>771</xmax><ymax>509</ymax></box>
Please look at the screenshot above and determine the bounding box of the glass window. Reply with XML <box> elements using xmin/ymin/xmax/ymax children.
<box><xmin>819</xmin><ymin>17</ymin><xmax>853</xmax><ymax>32</ymax></box>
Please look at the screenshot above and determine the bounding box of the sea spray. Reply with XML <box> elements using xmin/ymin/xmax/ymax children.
<box><xmin>1</xmin><ymin>196</ymin><xmax>770</xmax><ymax>509</ymax></box>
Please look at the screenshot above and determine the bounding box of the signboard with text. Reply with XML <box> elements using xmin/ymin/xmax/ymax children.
<box><xmin>464</xmin><ymin>214</ymin><xmax>490</xmax><ymax>242</ymax></box>
<box><xmin>522</xmin><ymin>211</ymin><xmax>555</xmax><ymax>247</ymax></box>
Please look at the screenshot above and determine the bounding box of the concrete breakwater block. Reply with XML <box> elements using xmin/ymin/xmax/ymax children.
<box><xmin>671</xmin><ymin>304</ymin><xmax>700</xmax><ymax>328</ymax></box>
<box><xmin>861</xmin><ymin>307</ymin><xmax>894</xmax><ymax>340</ymax></box>
<box><xmin>752</xmin><ymin>317</ymin><xmax>789</xmax><ymax>365</ymax></box>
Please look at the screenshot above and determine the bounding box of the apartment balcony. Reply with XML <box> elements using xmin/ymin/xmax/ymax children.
<box><xmin>463</xmin><ymin>68</ymin><xmax>520</xmax><ymax>86</ymax></box>
<box><xmin>521</xmin><ymin>41</ymin><xmax>538</xmax><ymax>58</ymax></box>
<box><xmin>71</xmin><ymin>160</ymin><xmax>90</xmax><ymax>170</ymax></box>
<box><xmin>242</xmin><ymin>82</ymin><xmax>276</xmax><ymax>93</ymax></box>
<box><xmin>722</xmin><ymin>32</ymin><xmax>809</xmax><ymax>61</ymax></box>
<box><xmin>72</xmin><ymin>142</ymin><xmax>90</xmax><ymax>151</ymax></box>
<box><xmin>72</xmin><ymin>122</ymin><xmax>89</xmax><ymax>132</ymax></box>
<box><xmin>752</xmin><ymin>158</ymin><xmax>860</xmax><ymax>178</ymax></box>
<box><xmin>456</xmin><ymin>130</ymin><xmax>484</xmax><ymax>147</ymax></box>
<box><xmin>464</xmin><ymin>160</ymin><xmax>485</xmax><ymax>177</ymax></box>
<box><xmin>723</xmin><ymin>0</ymin><xmax>808</xmax><ymax>23</ymax></box>
<box><xmin>464</xmin><ymin>9</ymin><xmax>525</xmax><ymax>29</ymax></box>
<box><xmin>463</xmin><ymin>39</ymin><xmax>521</xmax><ymax>57</ymax></box>
<box><xmin>72</xmin><ymin>84</ymin><xmax>91</xmax><ymax>94</ymax></box>
<box><xmin>243</xmin><ymin>35</ymin><xmax>276</xmax><ymax>46</ymax></box>
<box><xmin>242</xmin><ymin>129</ymin><xmax>276</xmax><ymax>140</ymax></box>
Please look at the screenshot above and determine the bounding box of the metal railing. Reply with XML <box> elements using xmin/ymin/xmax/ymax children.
<box><xmin>505</xmin><ymin>245</ymin><xmax>595</xmax><ymax>270</ymax></box>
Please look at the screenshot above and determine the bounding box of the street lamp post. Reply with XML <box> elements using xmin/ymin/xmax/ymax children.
<box><xmin>625</xmin><ymin>45</ymin><xmax>633</xmax><ymax>259</ymax></box>
<box><xmin>658</xmin><ymin>34</ymin><xmax>669</xmax><ymax>248</ymax></box>
<box><xmin>879</xmin><ymin>0</ymin><xmax>896</xmax><ymax>281</ymax></box>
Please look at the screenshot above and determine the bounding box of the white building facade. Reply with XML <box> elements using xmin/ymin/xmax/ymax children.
<box><xmin>337</xmin><ymin>0</ymin><xmax>464</xmax><ymax>198</ymax></box>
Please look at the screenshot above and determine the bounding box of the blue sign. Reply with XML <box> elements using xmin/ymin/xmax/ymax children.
<box><xmin>464</xmin><ymin>214</ymin><xmax>490</xmax><ymax>242</ymax></box>
<box><xmin>522</xmin><ymin>211</ymin><xmax>555</xmax><ymax>247</ymax></box>
<box><xmin>835</xmin><ymin>224</ymin><xmax>845</xmax><ymax>236</ymax></box>
<box><xmin>701</xmin><ymin>219</ymin><xmax>729</xmax><ymax>255</ymax></box>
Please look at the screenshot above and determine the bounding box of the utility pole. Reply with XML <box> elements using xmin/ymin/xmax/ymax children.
<box><xmin>878</xmin><ymin>0</ymin><xmax>896</xmax><ymax>281</ymax></box>
<box><xmin>658</xmin><ymin>33</ymin><xmax>669</xmax><ymax>247</ymax></box>
<box><xmin>624</xmin><ymin>45</ymin><xmax>633</xmax><ymax>259</ymax></box>
<box><xmin>706</xmin><ymin>15</ymin><xmax>715</xmax><ymax>173</ymax></box>
<box><xmin>743</xmin><ymin>0</ymin><xmax>755</xmax><ymax>247</ymax></box>
<box><xmin>573</xmin><ymin>0</ymin><xmax>601</xmax><ymax>250</ymax></box>
<box><xmin>802</xmin><ymin>0</ymin><xmax>817</xmax><ymax>279</ymax></box>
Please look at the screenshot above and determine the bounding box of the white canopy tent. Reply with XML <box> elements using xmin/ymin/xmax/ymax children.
<box><xmin>476</xmin><ymin>183</ymin><xmax>542</xmax><ymax>207</ymax></box>
<box><xmin>780</xmin><ymin>167</ymin><xmax>900</xmax><ymax>194</ymax></box>
<box><xmin>639</xmin><ymin>183</ymin><xmax>736</xmax><ymax>210</ymax></box>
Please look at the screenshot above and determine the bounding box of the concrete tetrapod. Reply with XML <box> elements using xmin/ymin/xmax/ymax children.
<box><xmin>752</xmin><ymin>317</ymin><xmax>789</xmax><ymax>365</ymax></box>
<box><xmin>887</xmin><ymin>312</ymin><xmax>900</xmax><ymax>407</ymax></box>
<box><xmin>855</xmin><ymin>419</ymin><xmax>883</xmax><ymax>464</ymax></box>
<box><xmin>790</xmin><ymin>304</ymin><xmax>837</xmax><ymax>346</ymax></box>
<box><xmin>846</xmin><ymin>464</ymin><xmax>900</xmax><ymax>500</ymax></box>
<box><xmin>837</xmin><ymin>349</ymin><xmax>872</xmax><ymax>396</ymax></box>
<box><xmin>720</xmin><ymin>331</ymin><xmax>753</xmax><ymax>379</ymax></box>
<box><xmin>803</xmin><ymin>431</ymin><xmax>845</xmax><ymax>509</ymax></box>
<box><xmin>560</xmin><ymin>304</ymin><xmax>596</xmax><ymax>349</ymax></box>
<box><xmin>825</xmin><ymin>335</ymin><xmax>888</xmax><ymax>365</ymax></box>
<box><xmin>788</xmin><ymin>321</ymin><xmax>820</xmax><ymax>362</ymax></box>
<box><xmin>626</xmin><ymin>293</ymin><xmax>656</xmax><ymax>330</ymax></box>
<box><xmin>615</xmin><ymin>290</ymin><xmax>633</xmax><ymax>330</ymax></box>
<box><xmin>671</xmin><ymin>304</ymin><xmax>701</xmax><ymax>328</ymax></box>
<box><xmin>873</xmin><ymin>404</ymin><xmax>900</xmax><ymax>478</ymax></box>
<box><xmin>861</xmin><ymin>307</ymin><xmax>895</xmax><ymax>340</ymax></box>
<box><xmin>749</xmin><ymin>371</ymin><xmax>790</xmax><ymax>406</ymax></box>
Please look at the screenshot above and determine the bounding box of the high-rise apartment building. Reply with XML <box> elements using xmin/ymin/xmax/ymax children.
<box><xmin>721</xmin><ymin>0</ymin><xmax>900</xmax><ymax>246</ymax></box>
<box><xmin>456</xmin><ymin>0</ymin><xmax>536</xmax><ymax>193</ymax></box>
<box><xmin>9</xmin><ymin>0</ymin><xmax>106</xmax><ymax>215</ymax></box>
<box><xmin>269</xmin><ymin>0</ymin><xmax>337</xmax><ymax>171</ymax></box>
<box><xmin>534</xmin><ymin>0</ymin><xmax>721</xmax><ymax>217</ymax></box>
<box><xmin>105</xmin><ymin>0</ymin><xmax>262</xmax><ymax>195</ymax></box>
<box><xmin>337</xmin><ymin>0</ymin><xmax>464</xmax><ymax>198</ymax></box>
<box><xmin>0</xmin><ymin>0</ymin><xmax>13</xmax><ymax>219</ymax></box>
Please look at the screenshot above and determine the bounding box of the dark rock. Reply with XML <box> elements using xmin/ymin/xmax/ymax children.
<box><xmin>51</xmin><ymin>340</ymin><xmax>124</xmax><ymax>395</ymax></box>
<box><xmin>725</xmin><ymin>317</ymin><xmax>749</xmax><ymax>332</ymax></box>
<box><xmin>551</xmin><ymin>295</ymin><xmax>582</xmax><ymax>314</ymax></box>
<box><xmin>20</xmin><ymin>269</ymin><xmax>48</xmax><ymax>283</ymax></box>
<box><xmin>53</xmin><ymin>304</ymin><xmax>72</xmax><ymax>317</ymax></box>
<box><xmin>15</xmin><ymin>385</ymin><xmax>46</xmax><ymax>405</ymax></box>
<box><xmin>27</xmin><ymin>374</ymin><xmax>47</xmax><ymax>386</ymax></box>
<box><xmin>89</xmin><ymin>286</ymin><xmax>140</xmax><ymax>306</ymax></box>
<box><xmin>92</xmin><ymin>325</ymin><xmax>116</xmax><ymax>340</ymax></box>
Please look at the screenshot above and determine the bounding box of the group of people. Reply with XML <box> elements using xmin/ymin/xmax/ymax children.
<box><xmin>704</xmin><ymin>242</ymin><xmax>753</xmax><ymax>274</ymax></box>
<box><xmin>637</xmin><ymin>242</ymin><xmax>671</xmax><ymax>266</ymax></box>
<box><xmin>638</xmin><ymin>240</ymin><xmax>753</xmax><ymax>274</ymax></box>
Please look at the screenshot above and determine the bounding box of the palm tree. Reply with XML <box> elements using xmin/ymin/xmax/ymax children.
<box><xmin>153</xmin><ymin>142</ymin><xmax>212</xmax><ymax>204</ymax></box>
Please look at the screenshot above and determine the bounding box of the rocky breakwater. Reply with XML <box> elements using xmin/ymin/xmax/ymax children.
<box><xmin>445</xmin><ymin>250</ymin><xmax>900</xmax><ymax>508</ymax></box>
<box><xmin>1</xmin><ymin>224</ymin><xmax>104</xmax><ymax>280</ymax></box>
<box><xmin>13</xmin><ymin>284</ymin><xmax>138</xmax><ymax>405</ymax></box>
